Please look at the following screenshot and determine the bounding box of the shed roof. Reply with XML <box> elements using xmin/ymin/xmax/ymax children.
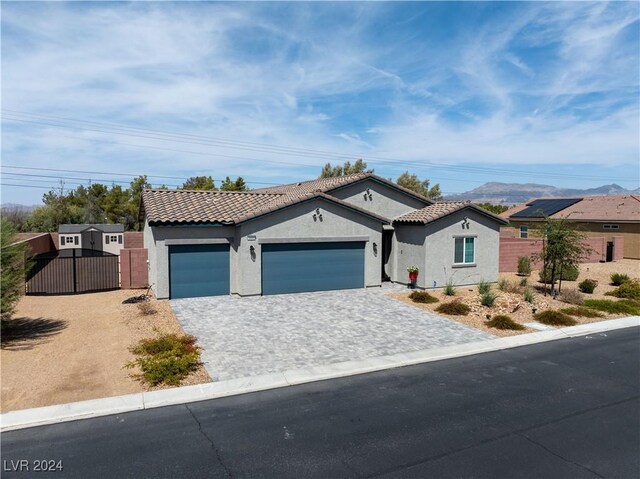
<box><xmin>58</xmin><ymin>224</ymin><xmax>124</xmax><ymax>234</ymax></box>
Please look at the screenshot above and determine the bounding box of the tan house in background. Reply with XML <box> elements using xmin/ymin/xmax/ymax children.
<box><xmin>501</xmin><ymin>194</ymin><xmax>640</xmax><ymax>259</ymax></box>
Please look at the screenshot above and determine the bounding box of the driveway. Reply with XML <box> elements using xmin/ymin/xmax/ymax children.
<box><xmin>170</xmin><ymin>285</ymin><xmax>492</xmax><ymax>381</ymax></box>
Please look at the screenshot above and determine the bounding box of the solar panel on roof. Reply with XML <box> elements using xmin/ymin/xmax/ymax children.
<box><xmin>511</xmin><ymin>198</ymin><xmax>583</xmax><ymax>218</ymax></box>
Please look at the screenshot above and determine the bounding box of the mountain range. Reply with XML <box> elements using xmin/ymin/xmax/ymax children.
<box><xmin>446</xmin><ymin>183</ymin><xmax>640</xmax><ymax>205</ymax></box>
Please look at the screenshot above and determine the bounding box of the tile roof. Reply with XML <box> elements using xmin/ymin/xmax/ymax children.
<box><xmin>253</xmin><ymin>172</ymin><xmax>434</xmax><ymax>204</ymax></box>
<box><xmin>394</xmin><ymin>201</ymin><xmax>508</xmax><ymax>225</ymax></box>
<box><xmin>142</xmin><ymin>190</ymin><xmax>284</xmax><ymax>225</ymax></box>
<box><xmin>502</xmin><ymin>195</ymin><xmax>640</xmax><ymax>222</ymax></box>
<box><xmin>141</xmin><ymin>188</ymin><xmax>390</xmax><ymax>225</ymax></box>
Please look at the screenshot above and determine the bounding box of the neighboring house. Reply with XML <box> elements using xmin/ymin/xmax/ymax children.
<box><xmin>58</xmin><ymin>224</ymin><xmax>125</xmax><ymax>256</ymax></box>
<box><xmin>140</xmin><ymin>173</ymin><xmax>508</xmax><ymax>299</ymax></box>
<box><xmin>501</xmin><ymin>195</ymin><xmax>640</xmax><ymax>259</ymax></box>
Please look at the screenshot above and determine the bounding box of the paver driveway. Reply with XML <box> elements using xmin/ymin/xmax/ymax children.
<box><xmin>170</xmin><ymin>286</ymin><xmax>492</xmax><ymax>381</ymax></box>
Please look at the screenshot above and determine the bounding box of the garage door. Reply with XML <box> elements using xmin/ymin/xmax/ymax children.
<box><xmin>262</xmin><ymin>242</ymin><xmax>365</xmax><ymax>295</ymax></box>
<box><xmin>169</xmin><ymin>244</ymin><xmax>229</xmax><ymax>299</ymax></box>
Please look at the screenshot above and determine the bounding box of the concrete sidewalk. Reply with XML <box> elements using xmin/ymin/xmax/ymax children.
<box><xmin>2</xmin><ymin>316</ymin><xmax>638</xmax><ymax>432</ymax></box>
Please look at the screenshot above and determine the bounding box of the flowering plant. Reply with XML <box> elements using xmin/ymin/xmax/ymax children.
<box><xmin>407</xmin><ymin>265</ymin><xmax>419</xmax><ymax>274</ymax></box>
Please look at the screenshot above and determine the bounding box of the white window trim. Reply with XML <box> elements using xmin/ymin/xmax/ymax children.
<box><xmin>520</xmin><ymin>225</ymin><xmax>528</xmax><ymax>238</ymax></box>
<box><xmin>453</xmin><ymin>236</ymin><xmax>476</xmax><ymax>266</ymax></box>
<box><xmin>109</xmin><ymin>235</ymin><xmax>118</xmax><ymax>242</ymax></box>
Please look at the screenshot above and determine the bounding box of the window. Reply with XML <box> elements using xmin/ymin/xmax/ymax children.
<box><xmin>454</xmin><ymin>237</ymin><xmax>475</xmax><ymax>264</ymax></box>
<box><xmin>603</xmin><ymin>224</ymin><xmax>619</xmax><ymax>230</ymax></box>
<box><xmin>110</xmin><ymin>235</ymin><xmax>118</xmax><ymax>242</ymax></box>
<box><xmin>520</xmin><ymin>226</ymin><xmax>528</xmax><ymax>238</ymax></box>
<box><xmin>66</xmin><ymin>236</ymin><xmax>75</xmax><ymax>244</ymax></box>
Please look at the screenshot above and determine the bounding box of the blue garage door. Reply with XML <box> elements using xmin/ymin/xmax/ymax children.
<box><xmin>262</xmin><ymin>242</ymin><xmax>365</xmax><ymax>295</ymax></box>
<box><xmin>169</xmin><ymin>244</ymin><xmax>230</xmax><ymax>299</ymax></box>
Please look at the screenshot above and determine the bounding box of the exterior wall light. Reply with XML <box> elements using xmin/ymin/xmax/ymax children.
<box><xmin>250</xmin><ymin>245</ymin><xmax>256</xmax><ymax>261</ymax></box>
<box><xmin>373</xmin><ymin>242</ymin><xmax>378</xmax><ymax>255</ymax></box>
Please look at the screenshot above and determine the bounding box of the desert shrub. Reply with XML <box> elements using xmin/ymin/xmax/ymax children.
<box><xmin>560</xmin><ymin>289</ymin><xmax>584</xmax><ymax>305</ymax></box>
<box><xmin>137</xmin><ymin>301</ymin><xmax>157</xmax><ymax>315</ymax></box>
<box><xmin>486</xmin><ymin>315</ymin><xmax>525</xmax><ymax>330</ymax></box>
<box><xmin>517</xmin><ymin>256</ymin><xmax>531</xmax><ymax>276</ymax></box>
<box><xmin>605</xmin><ymin>279</ymin><xmax>640</xmax><ymax>300</ymax></box>
<box><xmin>523</xmin><ymin>289</ymin><xmax>535</xmax><ymax>303</ymax></box>
<box><xmin>610</xmin><ymin>273</ymin><xmax>630</xmax><ymax>286</ymax></box>
<box><xmin>533</xmin><ymin>310</ymin><xmax>577</xmax><ymax>326</ymax></box>
<box><xmin>519</xmin><ymin>277</ymin><xmax>528</xmax><ymax>287</ymax></box>
<box><xmin>480</xmin><ymin>291</ymin><xmax>497</xmax><ymax>307</ymax></box>
<box><xmin>584</xmin><ymin>299</ymin><xmax>640</xmax><ymax>315</ymax></box>
<box><xmin>477</xmin><ymin>280</ymin><xmax>491</xmax><ymax>295</ymax></box>
<box><xmin>498</xmin><ymin>279</ymin><xmax>521</xmax><ymax>294</ymax></box>
<box><xmin>498</xmin><ymin>278</ymin><xmax>508</xmax><ymax>291</ymax></box>
<box><xmin>126</xmin><ymin>334</ymin><xmax>201</xmax><ymax>386</ymax></box>
<box><xmin>539</xmin><ymin>264</ymin><xmax>580</xmax><ymax>283</ymax></box>
<box><xmin>436</xmin><ymin>300</ymin><xmax>470</xmax><ymax>316</ymax></box>
<box><xmin>578</xmin><ymin>279</ymin><xmax>598</xmax><ymax>294</ymax></box>
<box><xmin>560</xmin><ymin>307</ymin><xmax>604</xmax><ymax>318</ymax></box>
<box><xmin>409</xmin><ymin>291</ymin><xmax>439</xmax><ymax>304</ymax></box>
<box><xmin>443</xmin><ymin>281</ymin><xmax>456</xmax><ymax>296</ymax></box>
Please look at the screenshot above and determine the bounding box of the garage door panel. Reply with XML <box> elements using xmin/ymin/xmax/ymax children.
<box><xmin>262</xmin><ymin>242</ymin><xmax>365</xmax><ymax>295</ymax></box>
<box><xmin>169</xmin><ymin>244</ymin><xmax>229</xmax><ymax>299</ymax></box>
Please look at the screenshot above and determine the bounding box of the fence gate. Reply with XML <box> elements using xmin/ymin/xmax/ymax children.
<box><xmin>26</xmin><ymin>249</ymin><xmax>119</xmax><ymax>295</ymax></box>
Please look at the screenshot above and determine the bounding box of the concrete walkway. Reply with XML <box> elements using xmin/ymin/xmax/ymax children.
<box><xmin>170</xmin><ymin>285</ymin><xmax>492</xmax><ymax>381</ymax></box>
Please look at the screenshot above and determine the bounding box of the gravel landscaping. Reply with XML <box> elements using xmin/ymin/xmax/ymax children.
<box><xmin>390</xmin><ymin>259</ymin><xmax>639</xmax><ymax>336</ymax></box>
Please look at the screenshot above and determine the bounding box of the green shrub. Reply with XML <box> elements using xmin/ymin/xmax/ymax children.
<box><xmin>610</xmin><ymin>273</ymin><xmax>630</xmax><ymax>286</ymax></box>
<box><xmin>126</xmin><ymin>334</ymin><xmax>202</xmax><ymax>386</ymax></box>
<box><xmin>523</xmin><ymin>289</ymin><xmax>535</xmax><ymax>303</ymax></box>
<box><xmin>481</xmin><ymin>291</ymin><xmax>497</xmax><ymax>307</ymax></box>
<box><xmin>584</xmin><ymin>299</ymin><xmax>640</xmax><ymax>315</ymax></box>
<box><xmin>517</xmin><ymin>256</ymin><xmax>531</xmax><ymax>276</ymax></box>
<box><xmin>477</xmin><ymin>280</ymin><xmax>491</xmax><ymax>295</ymax></box>
<box><xmin>539</xmin><ymin>264</ymin><xmax>580</xmax><ymax>283</ymax></box>
<box><xmin>486</xmin><ymin>315</ymin><xmax>525</xmax><ymax>330</ymax></box>
<box><xmin>533</xmin><ymin>310</ymin><xmax>577</xmax><ymax>326</ymax></box>
<box><xmin>560</xmin><ymin>307</ymin><xmax>604</xmax><ymax>318</ymax></box>
<box><xmin>409</xmin><ymin>291</ymin><xmax>439</xmax><ymax>304</ymax></box>
<box><xmin>519</xmin><ymin>277</ymin><xmax>528</xmax><ymax>287</ymax></box>
<box><xmin>578</xmin><ymin>279</ymin><xmax>598</xmax><ymax>294</ymax></box>
<box><xmin>435</xmin><ymin>300</ymin><xmax>471</xmax><ymax>316</ymax></box>
<box><xmin>560</xmin><ymin>289</ymin><xmax>584</xmax><ymax>305</ymax></box>
<box><xmin>605</xmin><ymin>279</ymin><xmax>640</xmax><ymax>300</ymax></box>
<box><xmin>1</xmin><ymin>219</ymin><xmax>32</xmax><ymax>323</ymax></box>
<box><xmin>443</xmin><ymin>281</ymin><xmax>456</xmax><ymax>296</ymax></box>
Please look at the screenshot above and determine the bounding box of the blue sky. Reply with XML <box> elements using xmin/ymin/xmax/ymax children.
<box><xmin>2</xmin><ymin>1</ymin><xmax>639</xmax><ymax>205</ymax></box>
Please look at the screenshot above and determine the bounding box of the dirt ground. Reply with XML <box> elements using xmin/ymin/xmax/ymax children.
<box><xmin>390</xmin><ymin>259</ymin><xmax>639</xmax><ymax>337</ymax></box>
<box><xmin>1</xmin><ymin>290</ymin><xmax>211</xmax><ymax>413</ymax></box>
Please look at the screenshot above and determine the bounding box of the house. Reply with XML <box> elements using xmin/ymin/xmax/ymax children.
<box><xmin>58</xmin><ymin>224</ymin><xmax>125</xmax><ymax>256</ymax></box>
<box><xmin>501</xmin><ymin>195</ymin><xmax>640</xmax><ymax>259</ymax></box>
<box><xmin>140</xmin><ymin>173</ymin><xmax>508</xmax><ymax>299</ymax></box>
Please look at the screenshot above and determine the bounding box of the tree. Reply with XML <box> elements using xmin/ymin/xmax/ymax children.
<box><xmin>180</xmin><ymin>176</ymin><xmax>216</xmax><ymax>190</ymax></box>
<box><xmin>396</xmin><ymin>171</ymin><xmax>443</xmax><ymax>200</ymax></box>
<box><xmin>320</xmin><ymin>159</ymin><xmax>373</xmax><ymax>178</ymax></box>
<box><xmin>1</xmin><ymin>219</ymin><xmax>32</xmax><ymax>323</ymax></box>
<box><xmin>532</xmin><ymin>217</ymin><xmax>592</xmax><ymax>295</ymax></box>
<box><xmin>220</xmin><ymin>176</ymin><xmax>248</xmax><ymax>191</ymax></box>
<box><xmin>475</xmin><ymin>203</ymin><xmax>510</xmax><ymax>215</ymax></box>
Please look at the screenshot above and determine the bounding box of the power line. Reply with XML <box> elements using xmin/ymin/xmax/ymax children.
<box><xmin>3</xmin><ymin>109</ymin><xmax>635</xmax><ymax>183</ymax></box>
<box><xmin>1</xmin><ymin>171</ymin><xmax>183</xmax><ymax>188</ymax></box>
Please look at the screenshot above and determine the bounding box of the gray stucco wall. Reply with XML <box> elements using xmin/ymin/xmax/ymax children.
<box><xmin>393</xmin><ymin>224</ymin><xmax>428</xmax><ymax>288</ymax></box>
<box><xmin>329</xmin><ymin>179</ymin><xmax>428</xmax><ymax>220</ymax></box>
<box><xmin>145</xmin><ymin>198</ymin><xmax>384</xmax><ymax>298</ymax></box>
<box><xmin>145</xmin><ymin>222</ymin><xmax>236</xmax><ymax>299</ymax></box>
<box><xmin>237</xmin><ymin>198</ymin><xmax>383</xmax><ymax>296</ymax></box>
<box><xmin>392</xmin><ymin>209</ymin><xmax>501</xmax><ymax>288</ymax></box>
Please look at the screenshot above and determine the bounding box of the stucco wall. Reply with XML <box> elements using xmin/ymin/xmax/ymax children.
<box><xmin>145</xmin><ymin>222</ymin><xmax>236</xmax><ymax>299</ymax></box>
<box><xmin>393</xmin><ymin>209</ymin><xmax>501</xmax><ymax>288</ymax></box>
<box><xmin>329</xmin><ymin>178</ymin><xmax>427</xmax><ymax>220</ymax></box>
<box><xmin>393</xmin><ymin>224</ymin><xmax>427</xmax><ymax>287</ymax></box>
<box><xmin>238</xmin><ymin>198</ymin><xmax>384</xmax><ymax>296</ymax></box>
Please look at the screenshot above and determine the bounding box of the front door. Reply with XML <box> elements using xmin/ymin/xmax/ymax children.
<box><xmin>381</xmin><ymin>230</ymin><xmax>393</xmax><ymax>281</ymax></box>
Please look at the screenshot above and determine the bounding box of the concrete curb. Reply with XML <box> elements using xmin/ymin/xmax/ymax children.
<box><xmin>2</xmin><ymin>316</ymin><xmax>638</xmax><ymax>432</ymax></box>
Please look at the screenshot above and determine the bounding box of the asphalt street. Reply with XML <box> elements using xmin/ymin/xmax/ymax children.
<box><xmin>2</xmin><ymin>327</ymin><xmax>639</xmax><ymax>479</ymax></box>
